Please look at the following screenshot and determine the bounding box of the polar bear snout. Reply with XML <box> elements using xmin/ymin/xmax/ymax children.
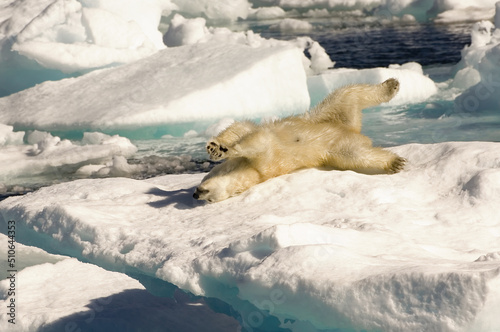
<box><xmin>193</xmin><ymin>187</ymin><xmax>209</xmax><ymax>200</ymax></box>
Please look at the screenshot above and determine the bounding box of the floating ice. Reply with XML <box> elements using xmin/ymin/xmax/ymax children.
<box><xmin>0</xmin><ymin>127</ymin><xmax>137</xmax><ymax>187</ymax></box>
<box><xmin>1</xmin><ymin>141</ymin><xmax>499</xmax><ymax>331</ymax></box>
<box><xmin>245</xmin><ymin>0</ymin><xmax>498</xmax><ymax>23</ymax></box>
<box><xmin>0</xmin><ymin>0</ymin><xmax>169</xmax><ymax>96</ymax></box>
<box><xmin>0</xmin><ymin>41</ymin><xmax>310</xmax><ymax>133</ymax></box>
<box><xmin>270</xmin><ymin>18</ymin><xmax>313</xmax><ymax>32</ymax></box>
<box><xmin>0</xmin><ymin>124</ymin><xmax>23</xmax><ymax>146</ymax></box>
<box><xmin>163</xmin><ymin>14</ymin><xmax>208</xmax><ymax>47</ymax></box>
<box><xmin>453</xmin><ymin>4</ymin><xmax>500</xmax><ymax>113</ymax></box>
<box><xmin>172</xmin><ymin>0</ymin><xmax>250</xmax><ymax>22</ymax></box>
<box><xmin>0</xmin><ymin>0</ymin><xmax>165</xmax><ymax>73</ymax></box>
<box><xmin>248</xmin><ymin>6</ymin><xmax>286</xmax><ymax>20</ymax></box>
<box><xmin>308</xmin><ymin>62</ymin><xmax>437</xmax><ymax>107</ymax></box>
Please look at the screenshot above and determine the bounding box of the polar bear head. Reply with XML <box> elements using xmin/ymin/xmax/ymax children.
<box><xmin>193</xmin><ymin>157</ymin><xmax>261</xmax><ymax>203</ymax></box>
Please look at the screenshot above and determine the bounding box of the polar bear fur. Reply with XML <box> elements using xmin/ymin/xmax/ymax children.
<box><xmin>194</xmin><ymin>78</ymin><xmax>405</xmax><ymax>202</ymax></box>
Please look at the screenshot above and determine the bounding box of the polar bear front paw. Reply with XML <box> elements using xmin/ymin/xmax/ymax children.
<box><xmin>207</xmin><ymin>139</ymin><xmax>229</xmax><ymax>161</ymax></box>
<box><xmin>388</xmin><ymin>156</ymin><xmax>406</xmax><ymax>174</ymax></box>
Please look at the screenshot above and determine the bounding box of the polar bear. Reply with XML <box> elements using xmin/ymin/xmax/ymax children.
<box><xmin>193</xmin><ymin>78</ymin><xmax>405</xmax><ymax>202</ymax></box>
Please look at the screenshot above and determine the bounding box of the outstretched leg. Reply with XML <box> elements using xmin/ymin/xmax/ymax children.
<box><xmin>310</xmin><ymin>78</ymin><xmax>400</xmax><ymax>133</ymax></box>
<box><xmin>324</xmin><ymin>133</ymin><xmax>406</xmax><ymax>174</ymax></box>
<box><xmin>207</xmin><ymin>120</ymin><xmax>258</xmax><ymax>161</ymax></box>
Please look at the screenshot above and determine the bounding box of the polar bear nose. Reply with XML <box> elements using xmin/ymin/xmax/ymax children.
<box><xmin>193</xmin><ymin>187</ymin><xmax>208</xmax><ymax>200</ymax></box>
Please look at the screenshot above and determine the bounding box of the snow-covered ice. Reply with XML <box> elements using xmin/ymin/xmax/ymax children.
<box><xmin>0</xmin><ymin>0</ymin><xmax>165</xmax><ymax>73</ymax></box>
<box><xmin>1</xmin><ymin>141</ymin><xmax>499</xmax><ymax>331</ymax></box>
<box><xmin>0</xmin><ymin>41</ymin><xmax>310</xmax><ymax>132</ymax></box>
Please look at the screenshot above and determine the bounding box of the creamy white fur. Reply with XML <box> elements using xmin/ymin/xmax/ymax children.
<box><xmin>194</xmin><ymin>78</ymin><xmax>405</xmax><ymax>202</ymax></box>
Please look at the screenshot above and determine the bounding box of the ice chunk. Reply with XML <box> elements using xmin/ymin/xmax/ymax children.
<box><xmin>308</xmin><ymin>63</ymin><xmax>437</xmax><ymax>107</ymax></box>
<box><xmin>431</xmin><ymin>0</ymin><xmax>497</xmax><ymax>23</ymax></box>
<box><xmin>163</xmin><ymin>14</ymin><xmax>208</xmax><ymax>47</ymax></box>
<box><xmin>248</xmin><ymin>6</ymin><xmax>286</xmax><ymax>20</ymax></box>
<box><xmin>163</xmin><ymin>15</ymin><xmax>332</xmax><ymax>75</ymax></box>
<box><xmin>244</xmin><ymin>0</ymin><xmax>498</xmax><ymax>23</ymax></box>
<box><xmin>435</xmin><ymin>6</ymin><xmax>496</xmax><ymax>24</ymax></box>
<box><xmin>0</xmin><ymin>130</ymin><xmax>137</xmax><ymax>185</ymax></box>
<box><xmin>453</xmin><ymin>11</ymin><xmax>500</xmax><ymax>112</ymax></box>
<box><xmin>0</xmin><ymin>123</ymin><xmax>23</xmax><ymax>146</ymax></box>
<box><xmin>1</xmin><ymin>141</ymin><xmax>499</xmax><ymax>331</ymax></box>
<box><xmin>172</xmin><ymin>0</ymin><xmax>250</xmax><ymax>22</ymax></box>
<box><xmin>0</xmin><ymin>42</ymin><xmax>310</xmax><ymax>132</ymax></box>
<box><xmin>271</xmin><ymin>18</ymin><xmax>313</xmax><ymax>32</ymax></box>
<box><xmin>0</xmin><ymin>0</ymin><xmax>166</xmax><ymax>75</ymax></box>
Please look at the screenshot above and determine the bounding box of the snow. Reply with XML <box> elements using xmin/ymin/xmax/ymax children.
<box><xmin>1</xmin><ymin>141</ymin><xmax>500</xmax><ymax>331</ymax></box>
<box><xmin>0</xmin><ymin>234</ymin><xmax>239</xmax><ymax>331</ymax></box>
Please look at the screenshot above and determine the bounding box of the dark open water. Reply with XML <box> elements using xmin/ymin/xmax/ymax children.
<box><xmin>258</xmin><ymin>21</ymin><xmax>472</xmax><ymax>68</ymax></box>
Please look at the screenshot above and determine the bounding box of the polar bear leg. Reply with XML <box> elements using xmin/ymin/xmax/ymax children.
<box><xmin>325</xmin><ymin>134</ymin><xmax>406</xmax><ymax>174</ymax></box>
<box><xmin>311</xmin><ymin>78</ymin><xmax>400</xmax><ymax>132</ymax></box>
<box><xmin>207</xmin><ymin>120</ymin><xmax>258</xmax><ymax>161</ymax></box>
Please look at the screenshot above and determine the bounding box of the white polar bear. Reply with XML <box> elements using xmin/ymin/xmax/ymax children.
<box><xmin>194</xmin><ymin>78</ymin><xmax>405</xmax><ymax>202</ymax></box>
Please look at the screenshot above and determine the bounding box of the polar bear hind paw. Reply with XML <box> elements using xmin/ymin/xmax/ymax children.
<box><xmin>207</xmin><ymin>140</ymin><xmax>229</xmax><ymax>161</ymax></box>
<box><xmin>388</xmin><ymin>156</ymin><xmax>406</xmax><ymax>174</ymax></box>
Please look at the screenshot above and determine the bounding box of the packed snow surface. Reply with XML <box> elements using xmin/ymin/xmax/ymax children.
<box><xmin>1</xmin><ymin>141</ymin><xmax>499</xmax><ymax>331</ymax></box>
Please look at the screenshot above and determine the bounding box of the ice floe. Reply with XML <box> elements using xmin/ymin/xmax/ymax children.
<box><xmin>1</xmin><ymin>141</ymin><xmax>499</xmax><ymax>331</ymax></box>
